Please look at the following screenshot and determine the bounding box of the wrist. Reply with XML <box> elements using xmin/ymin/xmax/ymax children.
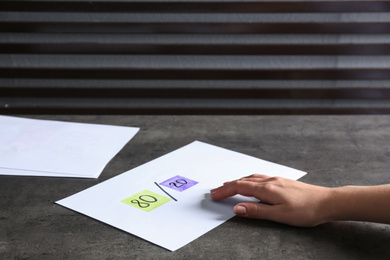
<box><xmin>321</xmin><ymin>186</ymin><xmax>348</xmax><ymax>223</ymax></box>
<box><xmin>322</xmin><ymin>185</ymin><xmax>371</xmax><ymax>223</ymax></box>
<box><xmin>314</xmin><ymin>186</ymin><xmax>344</xmax><ymax>224</ymax></box>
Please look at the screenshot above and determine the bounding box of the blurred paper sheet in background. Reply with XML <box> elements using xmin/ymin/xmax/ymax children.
<box><xmin>0</xmin><ymin>116</ymin><xmax>139</xmax><ymax>178</ymax></box>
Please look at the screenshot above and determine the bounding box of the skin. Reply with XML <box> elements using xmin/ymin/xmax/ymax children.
<box><xmin>210</xmin><ymin>174</ymin><xmax>390</xmax><ymax>227</ymax></box>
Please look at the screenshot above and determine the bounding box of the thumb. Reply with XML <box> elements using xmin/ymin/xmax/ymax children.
<box><xmin>234</xmin><ymin>202</ymin><xmax>272</xmax><ymax>220</ymax></box>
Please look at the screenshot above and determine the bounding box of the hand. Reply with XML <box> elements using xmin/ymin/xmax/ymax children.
<box><xmin>210</xmin><ymin>174</ymin><xmax>333</xmax><ymax>227</ymax></box>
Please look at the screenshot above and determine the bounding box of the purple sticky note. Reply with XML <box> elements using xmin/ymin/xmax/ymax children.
<box><xmin>160</xmin><ymin>175</ymin><xmax>198</xmax><ymax>192</ymax></box>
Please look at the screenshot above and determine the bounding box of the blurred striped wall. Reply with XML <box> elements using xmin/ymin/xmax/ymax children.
<box><xmin>1</xmin><ymin>0</ymin><xmax>390</xmax><ymax>114</ymax></box>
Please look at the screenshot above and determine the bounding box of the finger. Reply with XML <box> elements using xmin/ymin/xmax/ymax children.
<box><xmin>210</xmin><ymin>182</ymin><xmax>235</xmax><ymax>200</ymax></box>
<box><xmin>239</xmin><ymin>176</ymin><xmax>275</xmax><ymax>184</ymax></box>
<box><xmin>242</xmin><ymin>174</ymin><xmax>271</xmax><ymax>179</ymax></box>
<box><xmin>234</xmin><ymin>202</ymin><xmax>280</xmax><ymax>221</ymax></box>
<box><xmin>210</xmin><ymin>180</ymin><xmax>261</xmax><ymax>200</ymax></box>
<box><xmin>222</xmin><ymin>174</ymin><xmax>269</xmax><ymax>185</ymax></box>
<box><xmin>238</xmin><ymin>174</ymin><xmax>271</xmax><ymax>182</ymax></box>
<box><xmin>210</xmin><ymin>174</ymin><xmax>274</xmax><ymax>200</ymax></box>
<box><xmin>218</xmin><ymin>174</ymin><xmax>272</xmax><ymax>187</ymax></box>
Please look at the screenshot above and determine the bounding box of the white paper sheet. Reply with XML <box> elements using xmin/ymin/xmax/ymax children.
<box><xmin>0</xmin><ymin>116</ymin><xmax>139</xmax><ymax>178</ymax></box>
<box><xmin>56</xmin><ymin>141</ymin><xmax>306</xmax><ymax>251</ymax></box>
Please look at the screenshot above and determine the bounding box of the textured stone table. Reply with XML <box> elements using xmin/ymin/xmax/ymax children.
<box><xmin>1</xmin><ymin>115</ymin><xmax>390</xmax><ymax>259</ymax></box>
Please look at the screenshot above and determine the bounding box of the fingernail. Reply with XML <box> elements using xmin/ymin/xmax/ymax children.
<box><xmin>234</xmin><ymin>205</ymin><xmax>247</xmax><ymax>216</ymax></box>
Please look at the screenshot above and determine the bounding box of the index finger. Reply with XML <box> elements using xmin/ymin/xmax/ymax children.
<box><xmin>210</xmin><ymin>180</ymin><xmax>262</xmax><ymax>201</ymax></box>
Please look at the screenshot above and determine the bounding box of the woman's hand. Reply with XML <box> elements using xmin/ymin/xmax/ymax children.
<box><xmin>211</xmin><ymin>174</ymin><xmax>390</xmax><ymax>227</ymax></box>
<box><xmin>210</xmin><ymin>174</ymin><xmax>335</xmax><ymax>227</ymax></box>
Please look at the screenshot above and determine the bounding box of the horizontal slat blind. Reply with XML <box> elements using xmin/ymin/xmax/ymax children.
<box><xmin>1</xmin><ymin>0</ymin><xmax>390</xmax><ymax>114</ymax></box>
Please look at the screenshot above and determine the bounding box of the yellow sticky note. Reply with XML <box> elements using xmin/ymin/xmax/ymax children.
<box><xmin>121</xmin><ymin>190</ymin><xmax>171</xmax><ymax>212</ymax></box>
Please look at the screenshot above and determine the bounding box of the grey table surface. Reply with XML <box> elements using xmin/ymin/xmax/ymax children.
<box><xmin>1</xmin><ymin>115</ymin><xmax>390</xmax><ymax>260</ymax></box>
